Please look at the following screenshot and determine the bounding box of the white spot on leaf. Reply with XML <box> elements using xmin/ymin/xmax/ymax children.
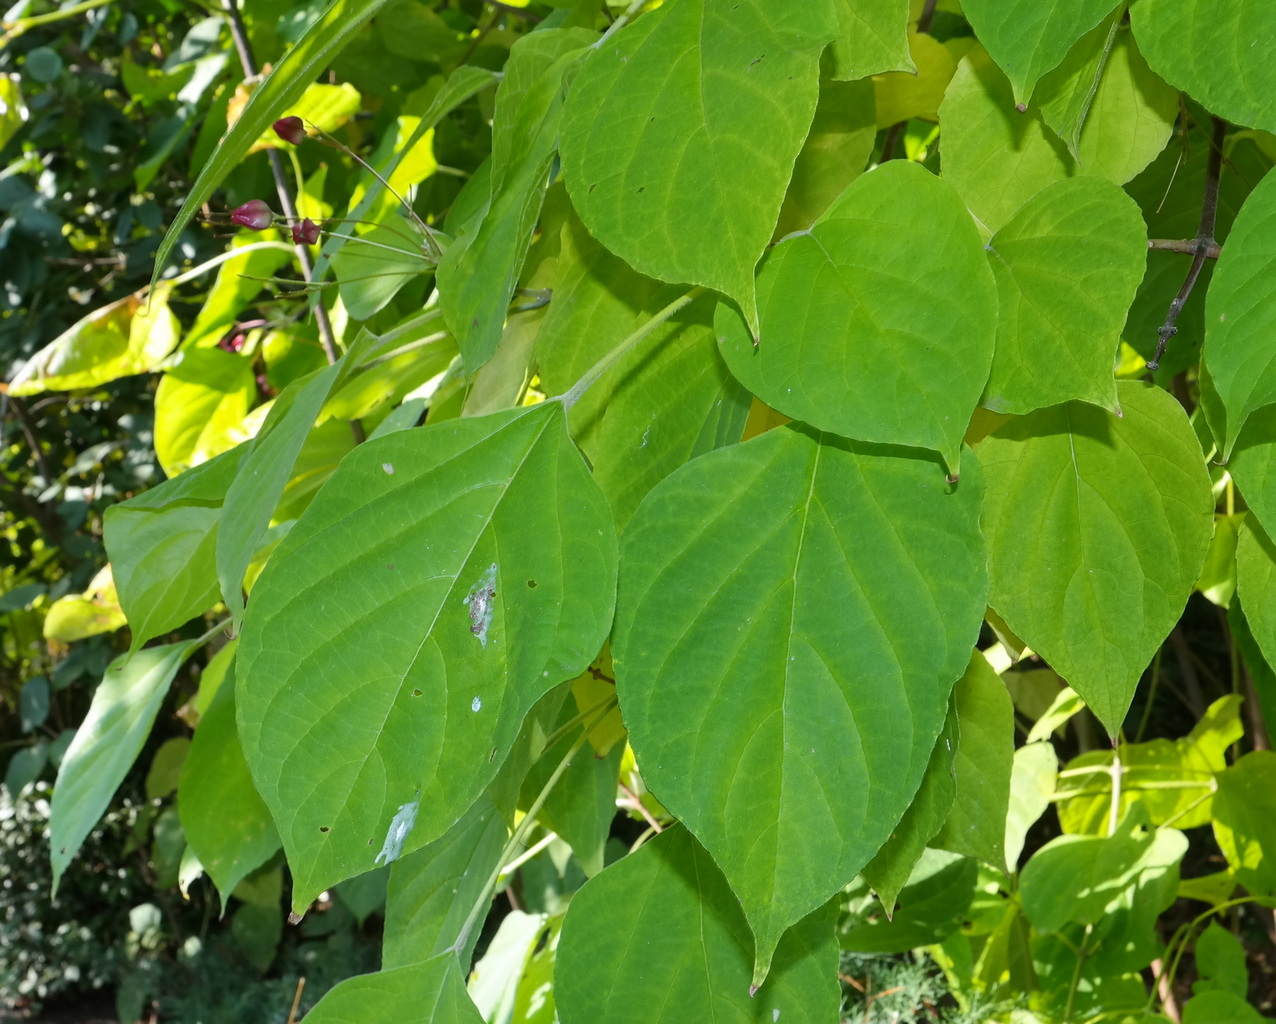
<box><xmin>382</xmin><ymin>462</ymin><xmax>395</xmax><ymax>475</ymax></box>
<box><xmin>773</xmin><ymin>1011</ymin><xmax>781</xmax><ymax>1022</ymax></box>
<box><xmin>374</xmin><ymin>794</ymin><xmax>420</xmax><ymax>866</ymax></box>
<box><xmin>472</xmin><ymin>696</ymin><xmax>482</xmax><ymax>712</ymax></box>
<box><xmin>463</xmin><ymin>563</ymin><xmax>497</xmax><ymax>647</ymax></box>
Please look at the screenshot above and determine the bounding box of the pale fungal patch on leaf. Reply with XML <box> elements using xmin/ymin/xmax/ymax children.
<box><xmin>463</xmin><ymin>563</ymin><xmax>498</xmax><ymax>647</ymax></box>
<box><xmin>471</xmin><ymin>695</ymin><xmax>482</xmax><ymax>712</ymax></box>
<box><xmin>373</xmin><ymin>793</ymin><xmax>420</xmax><ymax>866</ymax></box>
<box><xmin>773</xmin><ymin>1011</ymin><xmax>781</xmax><ymax>1022</ymax></box>
<box><xmin>382</xmin><ymin>462</ymin><xmax>395</xmax><ymax>475</ymax></box>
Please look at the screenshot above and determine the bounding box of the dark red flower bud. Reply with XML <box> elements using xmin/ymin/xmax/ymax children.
<box><xmin>218</xmin><ymin>331</ymin><xmax>247</xmax><ymax>353</ymax></box>
<box><xmin>229</xmin><ymin>200</ymin><xmax>273</xmax><ymax>230</ymax></box>
<box><xmin>273</xmin><ymin>116</ymin><xmax>305</xmax><ymax>145</ymax></box>
<box><xmin>291</xmin><ymin>218</ymin><xmax>321</xmax><ymax>246</ymax></box>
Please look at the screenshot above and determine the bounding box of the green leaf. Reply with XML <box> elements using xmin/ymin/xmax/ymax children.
<box><xmin>961</xmin><ymin>0</ymin><xmax>1123</xmax><ymax>110</ymax></box>
<box><xmin>522</xmin><ymin>715</ymin><xmax>623</xmax><ymax>878</ymax></box>
<box><xmin>828</xmin><ymin>0</ymin><xmax>912</xmax><ymax>81</ymax></box>
<box><xmin>312</xmin><ymin>65</ymin><xmax>498</xmax><ymax>284</ymax></box>
<box><xmin>1019</xmin><ymin>807</ymin><xmax>1188</xmax><ymax>934</ymax></box>
<box><xmin>978</xmin><ymin>382</ymin><xmax>1214</xmax><ymax>734</ymax></box>
<box><xmin>383</xmin><ymin>794</ymin><xmax>507</xmax><ymax>969</ymax></box>
<box><xmin>614</xmin><ymin>424</ymin><xmax>987</xmax><ymax>984</ymax></box>
<box><xmin>438</xmin><ymin>30</ymin><xmax>594</xmax><ymax>371</ymax></box>
<box><xmin>860</xmin><ymin>701</ymin><xmax>958</xmax><ymax>915</ymax></box>
<box><xmin>330</xmin><ymin>221</ymin><xmax>431</xmax><ymax>322</ymax></box>
<box><xmin>154</xmin><ymin>348</ymin><xmax>256</xmax><ymax>477</ymax></box>
<box><xmin>1055</xmin><ymin>695</ymin><xmax>1242</xmax><ymax>834</ymax></box>
<box><xmin>556</xmin><ymin>827</ymin><xmax>839</xmax><ymax>1018</ymax></box>
<box><xmin>1182</xmin><ymin>991</ymin><xmax>1268</xmax><ymax>1024</ymax></box>
<box><xmin>933</xmin><ymin>652</ymin><xmax>1014</xmax><ymax>872</ymax></box>
<box><xmin>1005</xmin><ymin>741</ymin><xmax>1057</xmax><ymax>869</ymax></box>
<box><xmin>218</xmin><ymin>362</ymin><xmax>343</xmax><ymax>628</ymax></box>
<box><xmin>1202</xmin><ymin>166</ymin><xmax>1276</xmax><ymax>461</ymax></box>
<box><xmin>717</xmin><ymin>161</ymin><xmax>997</xmax><ymax>472</ymax></box>
<box><xmin>1192</xmin><ymin>922</ymin><xmax>1249</xmax><ymax>998</ymax></box>
<box><xmin>0</xmin><ymin>77</ymin><xmax>26</xmax><ymax>152</ymax></box>
<box><xmin>873</xmin><ymin>32</ymin><xmax>958</xmax><ymax>127</ymax></box>
<box><xmin>144</xmin><ymin>737</ymin><xmax>189</xmax><ymax>800</ymax></box>
<box><xmin>470</xmin><ymin>910</ymin><xmax>549</xmax><ymax>1021</ymax></box>
<box><xmin>50</xmin><ymin>640</ymin><xmax>200</xmax><ymax>889</ymax></box>
<box><xmin>106</xmin><ymin>438</ymin><xmax>243</xmax><ymax>647</ymax></box>
<box><xmin>237</xmin><ymin>402</ymin><xmax>617</xmax><ymax>909</ymax></box>
<box><xmin>981</xmin><ymin>176</ymin><xmax>1143</xmax><ymax>415</ymax></box>
<box><xmin>302</xmin><ymin>955</ymin><xmax>483</xmax><ymax>1024</ymax></box>
<box><xmin>1037</xmin><ymin>18</ymin><xmax>1178</xmax><ymax>182</ymax></box>
<box><xmin>1131</xmin><ymin>0</ymin><xmax>1276</xmax><ymax>135</ymax></box>
<box><xmin>7</xmin><ymin>287</ymin><xmax>180</xmax><ymax>397</ymax></box>
<box><xmin>775</xmin><ymin>78</ymin><xmax>876</xmax><ymax>237</ymax></box>
<box><xmin>1228</xmin><ymin>596</ymin><xmax>1276</xmax><ymax>744</ymax></box>
<box><xmin>151</xmin><ymin>0</ymin><xmax>393</xmax><ymax>285</ymax></box>
<box><xmin>937</xmin><ymin>49</ymin><xmax>1076</xmax><ymax>234</ymax></box>
<box><xmin>184</xmin><ymin>235</ymin><xmax>293</xmax><ymax>349</ymax></box>
<box><xmin>547</xmin><ymin>296</ymin><xmax>749</xmax><ymax>530</ymax></box>
<box><xmin>178</xmin><ymin>678</ymin><xmax>280</xmax><ymax>907</ymax></box>
<box><xmin>840</xmin><ymin>849</ymin><xmax>977</xmax><ymax>954</ymax></box>
<box><xmin>559</xmin><ymin>0</ymin><xmax>839</xmax><ymax>338</ymax></box>
<box><xmin>1212</xmin><ymin>750</ymin><xmax>1276</xmax><ymax>896</ymax></box>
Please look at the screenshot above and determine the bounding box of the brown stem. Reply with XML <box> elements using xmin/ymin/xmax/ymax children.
<box><xmin>1148</xmin><ymin>117</ymin><xmax>1227</xmax><ymax>371</ymax></box>
<box><xmin>917</xmin><ymin>0</ymin><xmax>940</xmax><ymax>34</ymax></box>
<box><xmin>5</xmin><ymin>396</ymin><xmax>54</xmax><ymax>484</ymax></box>
<box><xmin>218</xmin><ymin>0</ymin><xmax>340</xmax><ymax>369</ymax></box>
<box><xmin>1169</xmin><ymin>627</ymin><xmax>1207</xmax><ymax>720</ymax></box>
<box><xmin>219</xmin><ymin>0</ymin><xmax>365</xmax><ymax>444</ymax></box>
<box><xmin>1148</xmin><ymin>238</ymin><xmax>1222</xmax><ymax>258</ymax></box>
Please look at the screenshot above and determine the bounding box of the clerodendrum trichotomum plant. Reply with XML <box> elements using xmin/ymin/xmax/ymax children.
<box><xmin>16</xmin><ymin>0</ymin><xmax>1276</xmax><ymax>1020</ymax></box>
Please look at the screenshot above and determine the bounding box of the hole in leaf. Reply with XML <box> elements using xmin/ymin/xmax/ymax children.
<box><xmin>319</xmin><ymin>826</ymin><xmax>330</xmax><ymax>833</ymax></box>
<box><xmin>527</xmin><ymin>579</ymin><xmax>537</xmax><ymax>589</ymax></box>
<box><xmin>412</xmin><ymin>688</ymin><xmax>422</xmax><ymax>696</ymax></box>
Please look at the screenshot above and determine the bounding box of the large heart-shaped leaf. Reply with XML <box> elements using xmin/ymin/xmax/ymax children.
<box><xmin>556</xmin><ymin>828</ymin><xmax>839</xmax><ymax>1020</ymax></box>
<box><xmin>938</xmin><ymin>50</ymin><xmax>1076</xmax><ymax>234</ymax></box>
<box><xmin>961</xmin><ymin>0</ymin><xmax>1123</xmax><ymax>109</ymax></box>
<box><xmin>236</xmin><ymin>402</ymin><xmax>616</xmax><ymax>910</ymax></box>
<box><xmin>559</xmin><ymin>0</ymin><xmax>839</xmax><ymax>337</ymax></box>
<box><xmin>614</xmin><ymin>424</ymin><xmax>986</xmax><ymax>984</ymax></box>
<box><xmin>717</xmin><ymin>161</ymin><xmax>996</xmax><ymax>473</ymax></box>
<box><xmin>1201</xmin><ymin>166</ymin><xmax>1276</xmax><ymax>461</ymax></box>
<box><xmin>978</xmin><ymin>382</ymin><xmax>1214</xmax><ymax>734</ymax></box>
<box><xmin>1131</xmin><ymin>0</ymin><xmax>1276</xmax><ymax>136</ymax></box>
<box><xmin>981</xmin><ymin>176</ymin><xmax>1145</xmax><ymax>415</ymax></box>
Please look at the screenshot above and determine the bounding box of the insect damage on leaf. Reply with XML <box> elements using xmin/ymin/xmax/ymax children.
<box><xmin>464</xmin><ymin>563</ymin><xmax>498</xmax><ymax>647</ymax></box>
<box><xmin>374</xmin><ymin>793</ymin><xmax>420</xmax><ymax>867</ymax></box>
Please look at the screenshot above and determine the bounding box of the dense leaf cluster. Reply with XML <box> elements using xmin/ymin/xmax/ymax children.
<box><xmin>5</xmin><ymin>0</ymin><xmax>1276</xmax><ymax>1021</ymax></box>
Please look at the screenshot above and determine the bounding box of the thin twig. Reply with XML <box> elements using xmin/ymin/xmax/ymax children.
<box><xmin>219</xmin><ymin>0</ymin><xmax>341</xmax><ymax>369</ymax></box>
<box><xmin>917</xmin><ymin>0</ymin><xmax>939</xmax><ymax>34</ymax></box>
<box><xmin>6</xmin><ymin>396</ymin><xmax>54</xmax><ymax>485</ymax></box>
<box><xmin>1148</xmin><ymin>238</ymin><xmax>1222</xmax><ymax>258</ymax></box>
<box><xmin>1148</xmin><ymin>117</ymin><xmax>1227</xmax><ymax>371</ymax></box>
<box><xmin>285</xmin><ymin>977</ymin><xmax>305</xmax><ymax>1024</ymax></box>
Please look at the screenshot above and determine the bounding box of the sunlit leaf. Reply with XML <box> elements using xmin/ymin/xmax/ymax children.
<box><xmin>980</xmin><ymin>176</ymin><xmax>1144</xmax><ymax>415</ymax></box>
<box><xmin>559</xmin><ymin>0</ymin><xmax>839</xmax><ymax>337</ymax></box>
<box><xmin>556</xmin><ymin>828</ymin><xmax>839</xmax><ymax>1021</ymax></box>
<box><xmin>979</xmin><ymin>382</ymin><xmax>1214</xmax><ymax>733</ymax></box>
<box><xmin>50</xmin><ymin>640</ymin><xmax>200</xmax><ymax>889</ymax></box>
<box><xmin>718</xmin><ymin>161</ymin><xmax>996</xmax><ymax>473</ymax></box>
<box><xmin>237</xmin><ymin>402</ymin><xmax>616</xmax><ymax>909</ymax></box>
<box><xmin>614</xmin><ymin>424</ymin><xmax>986</xmax><ymax>983</ymax></box>
<box><xmin>1131</xmin><ymin>0</ymin><xmax>1276</xmax><ymax>136</ymax></box>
